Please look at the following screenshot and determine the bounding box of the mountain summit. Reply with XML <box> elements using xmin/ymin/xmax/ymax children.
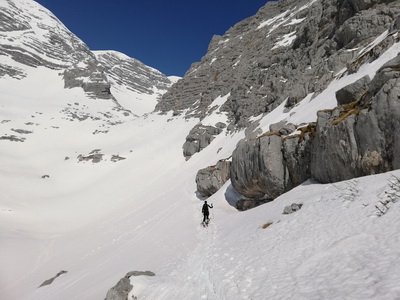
<box><xmin>0</xmin><ymin>0</ymin><xmax>173</xmax><ymax>115</ymax></box>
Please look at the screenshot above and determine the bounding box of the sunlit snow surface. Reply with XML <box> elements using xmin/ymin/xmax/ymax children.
<box><xmin>1</xmin><ymin>23</ymin><xmax>400</xmax><ymax>300</ymax></box>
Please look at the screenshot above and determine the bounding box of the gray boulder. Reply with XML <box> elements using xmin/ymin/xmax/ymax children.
<box><xmin>104</xmin><ymin>277</ymin><xmax>132</xmax><ymax>300</ymax></box>
<box><xmin>38</xmin><ymin>270</ymin><xmax>67</xmax><ymax>288</ymax></box>
<box><xmin>311</xmin><ymin>108</ymin><xmax>363</xmax><ymax>183</ymax></box>
<box><xmin>236</xmin><ymin>198</ymin><xmax>271</xmax><ymax>211</ymax></box>
<box><xmin>369</xmin><ymin>53</ymin><xmax>400</xmax><ymax>95</ymax></box>
<box><xmin>230</xmin><ymin>124</ymin><xmax>314</xmax><ymax>202</ymax></box>
<box><xmin>282</xmin><ymin>125</ymin><xmax>314</xmax><ymax>188</ymax></box>
<box><xmin>311</xmin><ymin>76</ymin><xmax>400</xmax><ymax>183</ymax></box>
<box><xmin>105</xmin><ymin>271</ymin><xmax>155</xmax><ymax>300</ymax></box>
<box><xmin>230</xmin><ymin>76</ymin><xmax>400</xmax><ymax>201</ymax></box>
<box><xmin>283</xmin><ymin>203</ymin><xmax>303</xmax><ymax>214</ymax></box>
<box><xmin>269</xmin><ymin>121</ymin><xmax>296</xmax><ymax>135</ymax></box>
<box><xmin>196</xmin><ymin>160</ymin><xmax>231</xmax><ymax>197</ymax></box>
<box><xmin>183</xmin><ymin>124</ymin><xmax>224</xmax><ymax>159</ymax></box>
<box><xmin>335</xmin><ymin>75</ymin><xmax>370</xmax><ymax>105</ymax></box>
<box><xmin>230</xmin><ymin>135</ymin><xmax>286</xmax><ymax>199</ymax></box>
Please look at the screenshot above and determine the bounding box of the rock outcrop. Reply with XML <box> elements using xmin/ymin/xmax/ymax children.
<box><xmin>230</xmin><ymin>123</ymin><xmax>314</xmax><ymax>200</ymax></box>
<box><xmin>183</xmin><ymin>123</ymin><xmax>226</xmax><ymax>159</ymax></box>
<box><xmin>38</xmin><ymin>270</ymin><xmax>68</xmax><ymax>288</ymax></box>
<box><xmin>156</xmin><ymin>0</ymin><xmax>400</xmax><ymax>158</ymax></box>
<box><xmin>230</xmin><ymin>53</ymin><xmax>400</xmax><ymax>202</ymax></box>
<box><xmin>104</xmin><ymin>271</ymin><xmax>155</xmax><ymax>300</ymax></box>
<box><xmin>312</xmin><ymin>56</ymin><xmax>400</xmax><ymax>183</ymax></box>
<box><xmin>196</xmin><ymin>159</ymin><xmax>231</xmax><ymax>197</ymax></box>
<box><xmin>104</xmin><ymin>275</ymin><xmax>132</xmax><ymax>300</ymax></box>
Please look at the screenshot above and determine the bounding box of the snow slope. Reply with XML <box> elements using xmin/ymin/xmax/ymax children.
<box><xmin>1</xmin><ymin>12</ymin><xmax>400</xmax><ymax>300</ymax></box>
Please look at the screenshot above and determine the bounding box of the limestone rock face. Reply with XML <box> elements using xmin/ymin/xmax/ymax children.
<box><xmin>104</xmin><ymin>277</ymin><xmax>132</xmax><ymax>300</ymax></box>
<box><xmin>156</xmin><ymin>0</ymin><xmax>400</xmax><ymax>157</ymax></box>
<box><xmin>196</xmin><ymin>160</ymin><xmax>231</xmax><ymax>197</ymax></box>
<box><xmin>183</xmin><ymin>123</ymin><xmax>225</xmax><ymax>159</ymax></box>
<box><xmin>157</xmin><ymin>0</ymin><xmax>399</xmax><ymax>125</ymax></box>
<box><xmin>230</xmin><ymin>125</ymin><xmax>314</xmax><ymax>200</ymax></box>
<box><xmin>311</xmin><ymin>109</ymin><xmax>364</xmax><ymax>183</ymax></box>
<box><xmin>335</xmin><ymin>75</ymin><xmax>370</xmax><ymax>105</ymax></box>
<box><xmin>228</xmin><ymin>53</ymin><xmax>400</xmax><ymax>201</ymax></box>
<box><xmin>230</xmin><ymin>135</ymin><xmax>287</xmax><ymax>199</ymax></box>
<box><xmin>312</xmin><ymin>58</ymin><xmax>400</xmax><ymax>183</ymax></box>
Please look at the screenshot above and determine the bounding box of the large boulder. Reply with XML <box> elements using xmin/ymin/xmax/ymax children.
<box><xmin>229</xmin><ymin>73</ymin><xmax>400</xmax><ymax>200</ymax></box>
<box><xmin>335</xmin><ymin>75</ymin><xmax>370</xmax><ymax>105</ymax></box>
<box><xmin>183</xmin><ymin>123</ymin><xmax>225</xmax><ymax>159</ymax></box>
<box><xmin>369</xmin><ymin>53</ymin><xmax>400</xmax><ymax>95</ymax></box>
<box><xmin>104</xmin><ymin>276</ymin><xmax>132</xmax><ymax>300</ymax></box>
<box><xmin>311</xmin><ymin>108</ymin><xmax>363</xmax><ymax>183</ymax></box>
<box><xmin>282</xmin><ymin>125</ymin><xmax>314</xmax><ymax>188</ymax></box>
<box><xmin>230</xmin><ymin>123</ymin><xmax>314</xmax><ymax>201</ymax></box>
<box><xmin>311</xmin><ymin>76</ymin><xmax>400</xmax><ymax>183</ymax></box>
<box><xmin>104</xmin><ymin>271</ymin><xmax>155</xmax><ymax>300</ymax></box>
<box><xmin>196</xmin><ymin>160</ymin><xmax>231</xmax><ymax>197</ymax></box>
<box><xmin>230</xmin><ymin>134</ymin><xmax>287</xmax><ymax>199</ymax></box>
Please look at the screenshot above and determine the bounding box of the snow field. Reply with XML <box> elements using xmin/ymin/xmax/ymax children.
<box><xmin>1</xmin><ymin>28</ymin><xmax>400</xmax><ymax>300</ymax></box>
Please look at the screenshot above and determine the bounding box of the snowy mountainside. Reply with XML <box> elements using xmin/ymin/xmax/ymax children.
<box><xmin>94</xmin><ymin>50</ymin><xmax>173</xmax><ymax>115</ymax></box>
<box><xmin>0</xmin><ymin>0</ymin><xmax>173</xmax><ymax>116</ymax></box>
<box><xmin>0</xmin><ymin>0</ymin><xmax>91</xmax><ymax>74</ymax></box>
<box><xmin>1</xmin><ymin>0</ymin><xmax>400</xmax><ymax>300</ymax></box>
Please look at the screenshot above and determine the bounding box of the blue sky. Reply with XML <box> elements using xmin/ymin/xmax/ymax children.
<box><xmin>34</xmin><ymin>0</ymin><xmax>270</xmax><ymax>77</ymax></box>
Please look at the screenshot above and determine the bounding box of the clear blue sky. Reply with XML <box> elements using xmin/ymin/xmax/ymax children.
<box><xmin>34</xmin><ymin>0</ymin><xmax>270</xmax><ymax>77</ymax></box>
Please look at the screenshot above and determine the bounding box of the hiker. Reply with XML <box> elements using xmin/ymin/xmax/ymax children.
<box><xmin>202</xmin><ymin>201</ymin><xmax>213</xmax><ymax>223</ymax></box>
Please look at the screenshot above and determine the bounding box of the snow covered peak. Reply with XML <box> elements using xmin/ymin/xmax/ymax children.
<box><xmin>0</xmin><ymin>0</ymin><xmax>93</xmax><ymax>75</ymax></box>
<box><xmin>0</xmin><ymin>0</ymin><xmax>174</xmax><ymax>115</ymax></box>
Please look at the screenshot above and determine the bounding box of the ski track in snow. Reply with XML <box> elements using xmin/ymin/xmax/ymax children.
<box><xmin>139</xmin><ymin>175</ymin><xmax>400</xmax><ymax>300</ymax></box>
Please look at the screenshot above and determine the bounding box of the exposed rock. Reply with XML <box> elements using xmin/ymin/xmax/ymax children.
<box><xmin>269</xmin><ymin>121</ymin><xmax>296</xmax><ymax>135</ymax></box>
<box><xmin>283</xmin><ymin>203</ymin><xmax>303</xmax><ymax>214</ymax></box>
<box><xmin>38</xmin><ymin>270</ymin><xmax>67</xmax><ymax>288</ymax></box>
<box><xmin>311</xmin><ymin>76</ymin><xmax>400</xmax><ymax>183</ymax></box>
<box><xmin>94</xmin><ymin>51</ymin><xmax>172</xmax><ymax>96</ymax></box>
<box><xmin>230</xmin><ymin>69</ymin><xmax>400</xmax><ymax>202</ymax></box>
<box><xmin>104</xmin><ymin>276</ymin><xmax>132</xmax><ymax>300</ymax></box>
<box><xmin>183</xmin><ymin>123</ymin><xmax>224</xmax><ymax>159</ymax></box>
<box><xmin>111</xmin><ymin>155</ymin><xmax>126</xmax><ymax>162</ymax></box>
<box><xmin>335</xmin><ymin>75</ymin><xmax>370</xmax><ymax>105</ymax></box>
<box><xmin>230</xmin><ymin>135</ymin><xmax>286</xmax><ymax>199</ymax></box>
<box><xmin>0</xmin><ymin>0</ymin><xmax>173</xmax><ymax>113</ymax></box>
<box><xmin>282</xmin><ymin>126</ymin><xmax>314</xmax><ymax>188</ymax></box>
<box><xmin>104</xmin><ymin>271</ymin><xmax>155</xmax><ymax>300</ymax></box>
<box><xmin>236</xmin><ymin>198</ymin><xmax>271</xmax><ymax>211</ymax></box>
<box><xmin>196</xmin><ymin>159</ymin><xmax>231</xmax><ymax>197</ymax></box>
<box><xmin>156</xmin><ymin>0</ymin><xmax>400</xmax><ymax>158</ymax></box>
<box><xmin>0</xmin><ymin>135</ymin><xmax>25</xmax><ymax>142</ymax></box>
<box><xmin>369</xmin><ymin>53</ymin><xmax>400</xmax><ymax>95</ymax></box>
<box><xmin>311</xmin><ymin>108</ymin><xmax>363</xmax><ymax>183</ymax></box>
<box><xmin>230</xmin><ymin>123</ymin><xmax>314</xmax><ymax>201</ymax></box>
<box><xmin>125</xmin><ymin>271</ymin><xmax>155</xmax><ymax>277</ymax></box>
<box><xmin>78</xmin><ymin>149</ymin><xmax>104</xmax><ymax>163</ymax></box>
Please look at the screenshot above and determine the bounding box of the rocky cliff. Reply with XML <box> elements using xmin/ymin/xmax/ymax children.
<box><xmin>94</xmin><ymin>51</ymin><xmax>171</xmax><ymax>97</ymax></box>
<box><xmin>191</xmin><ymin>0</ymin><xmax>400</xmax><ymax>207</ymax></box>
<box><xmin>157</xmin><ymin>0</ymin><xmax>400</xmax><ymax>159</ymax></box>
<box><xmin>0</xmin><ymin>0</ymin><xmax>172</xmax><ymax>113</ymax></box>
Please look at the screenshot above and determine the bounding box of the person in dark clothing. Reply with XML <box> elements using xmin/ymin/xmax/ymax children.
<box><xmin>202</xmin><ymin>201</ymin><xmax>213</xmax><ymax>223</ymax></box>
